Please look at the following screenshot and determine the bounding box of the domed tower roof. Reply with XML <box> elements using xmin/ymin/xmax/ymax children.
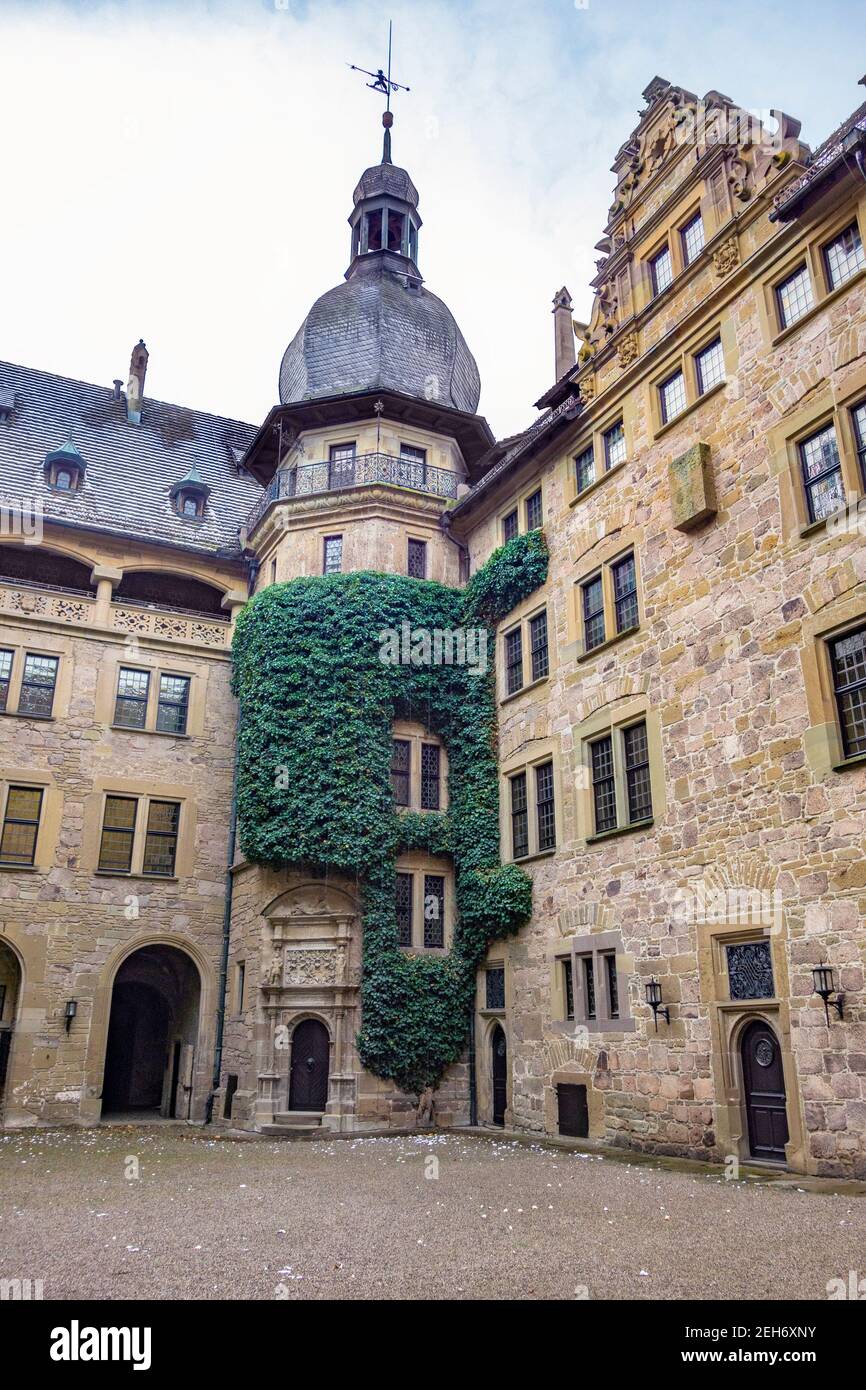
<box><xmin>278</xmin><ymin>145</ymin><xmax>481</xmax><ymax>414</ymax></box>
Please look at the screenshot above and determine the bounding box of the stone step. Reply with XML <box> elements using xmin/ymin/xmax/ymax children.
<box><xmin>272</xmin><ymin>1111</ymin><xmax>323</xmax><ymax>1127</ymax></box>
<box><xmin>259</xmin><ymin>1124</ymin><xmax>322</xmax><ymax>1138</ymax></box>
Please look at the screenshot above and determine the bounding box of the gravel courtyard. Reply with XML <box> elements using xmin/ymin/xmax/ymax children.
<box><xmin>1</xmin><ymin>1127</ymin><xmax>863</xmax><ymax>1301</ymax></box>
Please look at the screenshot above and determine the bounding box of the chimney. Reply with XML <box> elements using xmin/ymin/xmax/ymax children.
<box><xmin>552</xmin><ymin>287</ymin><xmax>576</xmax><ymax>382</ymax></box>
<box><xmin>126</xmin><ymin>339</ymin><xmax>148</xmax><ymax>425</ymax></box>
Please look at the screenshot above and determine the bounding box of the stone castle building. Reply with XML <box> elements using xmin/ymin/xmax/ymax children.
<box><xmin>1</xmin><ymin>77</ymin><xmax>865</xmax><ymax>1176</ymax></box>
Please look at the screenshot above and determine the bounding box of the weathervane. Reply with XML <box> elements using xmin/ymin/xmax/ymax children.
<box><xmin>349</xmin><ymin>20</ymin><xmax>410</xmax><ymax>163</ymax></box>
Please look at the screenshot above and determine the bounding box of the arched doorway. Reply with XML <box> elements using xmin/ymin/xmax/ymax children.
<box><xmin>288</xmin><ymin>1019</ymin><xmax>330</xmax><ymax>1112</ymax></box>
<box><xmin>491</xmin><ymin>1023</ymin><xmax>507</xmax><ymax>1126</ymax></box>
<box><xmin>0</xmin><ymin>942</ymin><xmax>22</xmax><ymax>1111</ymax></box>
<box><xmin>102</xmin><ymin>945</ymin><xmax>200</xmax><ymax>1118</ymax></box>
<box><xmin>741</xmin><ymin>1018</ymin><xmax>789</xmax><ymax>1161</ymax></box>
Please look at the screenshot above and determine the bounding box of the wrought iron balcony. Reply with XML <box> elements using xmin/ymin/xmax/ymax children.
<box><xmin>245</xmin><ymin>451</ymin><xmax>460</xmax><ymax>534</ymax></box>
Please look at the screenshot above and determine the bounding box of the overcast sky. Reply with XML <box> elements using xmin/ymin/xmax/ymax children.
<box><xmin>0</xmin><ymin>0</ymin><xmax>862</xmax><ymax>439</ymax></box>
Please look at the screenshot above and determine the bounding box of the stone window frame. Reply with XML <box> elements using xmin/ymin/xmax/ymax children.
<box><xmin>406</xmin><ymin>535</ymin><xmax>428</xmax><ymax>579</ymax></box>
<box><xmin>762</xmin><ymin>201</ymin><xmax>866</xmax><ymax>347</ymax></box>
<box><xmin>0</xmin><ymin>767</ymin><xmax>60</xmax><ymax>873</ymax></box>
<box><xmin>800</xmin><ymin>592</ymin><xmax>866</xmax><ymax>775</ymax></box>
<box><xmin>499</xmin><ymin>600</ymin><xmax>553</xmax><ymax>703</ymax></box>
<box><xmin>96</xmin><ymin>792</ymin><xmax>182</xmax><ymax>879</ymax></box>
<box><xmin>108</xmin><ymin>659</ymin><xmax>198</xmax><ymax>739</ymax></box>
<box><xmin>496</xmin><ymin>477</ymin><xmax>546</xmax><ymax>543</ymax></box>
<box><xmin>565</xmin><ymin>398</ymin><xmax>636</xmax><ymax>507</ymax></box>
<box><xmin>84</xmin><ymin>776</ymin><xmax>197</xmax><ymax>882</ymax></box>
<box><xmin>393</xmin><ymin>851</ymin><xmax>453</xmax><ymax>953</ymax></box>
<box><xmin>552</xmin><ymin>930</ymin><xmax>636</xmax><ymax>1034</ymax></box>
<box><xmin>649</xmin><ymin>319</ymin><xmax>732</xmax><ymax>439</ymax></box>
<box><xmin>499</xmin><ymin>739</ymin><xmax>561</xmax><ymax>863</ymax></box>
<box><xmin>573</xmin><ymin>697</ymin><xmax>665</xmax><ymax>846</ymax></box>
<box><xmin>0</xmin><ymin>641</ymin><xmax>66</xmax><ymax>721</ymax></box>
<box><xmin>478</xmin><ymin>957</ymin><xmax>507</xmax><ymax>1018</ymax></box>
<box><xmin>322</xmin><ymin>534</ymin><xmax>343</xmax><ymax>574</ymax></box>
<box><xmin>391</xmin><ymin>719</ymin><xmax>449</xmax><ymax>812</ymax></box>
<box><xmin>771</xmin><ymin>361</ymin><xmax>866</xmax><ymax>538</ymax></box>
<box><xmin>573</xmin><ymin>544</ymin><xmax>641</xmax><ymax>662</ymax></box>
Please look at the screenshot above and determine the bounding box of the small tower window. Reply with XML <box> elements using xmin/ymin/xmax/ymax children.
<box><xmin>170</xmin><ymin>466</ymin><xmax>210</xmax><ymax>520</ymax></box>
<box><xmin>53</xmin><ymin>468</ymin><xmax>74</xmax><ymax>491</ymax></box>
<box><xmin>387</xmin><ymin>209</ymin><xmax>405</xmax><ymax>253</ymax></box>
<box><xmin>44</xmin><ymin>435</ymin><xmax>85</xmax><ymax>492</ymax></box>
<box><xmin>366</xmin><ymin>209</ymin><xmax>383</xmax><ymax>251</ymax></box>
<box><xmin>179</xmin><ymin>492</ymin><xmax>202</xmax><ymax>518</ymax></box>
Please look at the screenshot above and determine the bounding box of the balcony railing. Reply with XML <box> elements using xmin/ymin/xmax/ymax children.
<box><xmin>245</xmin><ymin>451</ymin><xmax>460</xmax><ymax>534</ymax></box>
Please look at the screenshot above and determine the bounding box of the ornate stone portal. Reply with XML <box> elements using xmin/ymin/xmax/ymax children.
<box><xmin>255</xmin><ymin>882</ymin><xmax>362</xmax><ymax>1131</ymax></box>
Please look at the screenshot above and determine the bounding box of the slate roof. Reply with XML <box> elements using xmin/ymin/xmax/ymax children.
<box><xmin>772</xmin><ymin>95</ymin><xmax>866</xmax><ymax>220</ymax></box>
<box><xmin>278</xmin><ymin>259</ymin><xmax>481</xmax><ymax>415</ymax></box>
<box><xmin>0</xmin><ymin>360</ymin><xmax>262</xmax><ymax>558</ymax></box>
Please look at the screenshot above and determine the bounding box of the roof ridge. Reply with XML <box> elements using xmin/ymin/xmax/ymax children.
<box><xmin>0</xmin><ymin>356</ymin><xmax>257</xmax><ymax>434</ymax></box>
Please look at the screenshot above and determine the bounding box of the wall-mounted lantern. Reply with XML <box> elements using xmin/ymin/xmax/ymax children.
<box><xmin>64</xmin><ymin>999</ymin><xmax>77</xmax><ymax>1033</ymax></box>
<box><xmin>812</xmin><ymin>962</ymin><xmax>844</xmax><ymax>1025</ymax></box>
<box><xmin>645</xmin><ymin>977</ymin><xmax>670</xmax><ymax>1031</ymax></box>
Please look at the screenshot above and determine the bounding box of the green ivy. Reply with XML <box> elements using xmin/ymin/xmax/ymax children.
<box><xmin>231</xmin><ymin>530</ymin><xmax>548</xmax><ymax>1095</ymax></box>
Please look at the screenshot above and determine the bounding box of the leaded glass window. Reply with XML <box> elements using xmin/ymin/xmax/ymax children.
<box><xmin>575</xmin><ymin>445</ymin><xmax>595</xmax><ymax>494</ymax></box>
<box><xmin>563</xmin><ymin>958</ymin><xmax>574</xmax><ymax>1020</ymax></box>
<box><xmin>582</xmin><ymin>575</ymin><xmax>605</xmax><ymax>652</ymax></box>
<box><xmin>18</xmin><ymin>654</ymin><xmax>59</xmax><ymax>718</ymax></box>
<box><xmin>660</xmin><ymin>370</ymin><xmax>687</xmax><ymax>423</ymax></box>
<box><xmin>696</xmin><ymin>337</ymin><xmax>725</xmax><ymax>395</ymax></box>
<box><xmin>776</xmin><ymin>264</ymin><xmax>813</xmax><ymax>328</ymax></box>
<box><xmin>156</xmin><ymin>674</ymin><xmax>190</xmax><ymax>735</ymax></box>
<box><xmin>328</xmin><ymin>442</ymin><xmax>356</xmax><ymax>488</ymax></box>
<box><xmin>726</xmin><ymin>940</ymin><xmax>774</xmax><ymax>1000</ymax></box>
<box><xmin>423</xmin><ymin>874</ymin><xmax>445</xmax><ymax>948</ymax></box>
<box><xmin>142</xmin><ymin>800</ymin><xmax>180</xmax><ymax>877</ymax></box>
<box><xmin>612</xmin><ymin>553</ymin><xmax>638</xmax><ymax>633</ymax></box>
<box><xmin>420</xmin><ymin>743</ymin><xmax>440</xmax><ymax>810</ymax></box>
<box><xmin>486</xmin><ymin>966</ymin><xmax>505</xmax><ymax>1011</ymax></box>
<box><xmin>624</xmin><ymin>721</ymin><xmax>652</xmax><ymax>823</ymax></box>
<box><xmin>114</xmin><ymin>668</ymin><xmax>150</xmax><ymax>729</ymax></box>
<box><xmin>651</xmin><ymin>246</ymin><xmax>673</xmax><ymax>296</ymax></box>
<box><xmin>391</xmin><ymin>739</ymin><xmax>411</xmax><ymax>806</ymax></box>
<box><xmin>323</xmin><ymin>535</ymin><xmax>343</xmax><ymax>574</ymax></box>
<box><xmin>407</xmin><ymin>538</ymin><xmax>427</xmax><ymax>579</ymax></box>
<box><xmin>681</xmin><ymin>212</ymin><xmax>705</xmax><ymax>266</ymax></box>
<box><xmin>0</xmin><ymin>649</ymin><xmax>13</xmax><ymax>712</ymax></box>
<box><xmin>535</xmin><ymin>761</ymin><xmax>556</xmax><ymax>851</ymax></box>
<box><xmin>799</xmin><ymin>422</ymin><xmax>844</xmax><ymax>523</ymax></box>
<box><xmin>504</xmin><ymin>627</ymin><xmax>523</xmax><ymax>694</ymax></box>
<box><xmin>529</xmin><ymin>610</ymin><xmax>549</xmax><ymax>681</ymax></box>
<box><xmin>0</xmin><ymin>786</ymin><xmax>43</xmax><ymax>866</ymax></box>
<box><xmin>824</xmin><ymin>222</ymin><xmax>865</xmax><ymax>290</ymax></box>
<box><xmin>831</xmin><ymin>625</ymin><xmax>866</xmax><ymax>758</ymax></box>
<box><xmin>510</xmin><ymin>772</ymin><xmax>528</xmax><ymax>858</ymax></box>
<box><xmin>852</xmin><ymin>399</ymin><xmax>866</xmax><ymax>488</ymax></box>
<box><xmin>502</xmin><ymin>509</ymin><xmax>519</xmax><ymax>543</ymax></box>
<box><xmin>582</xmin><ymin>956</ymin><xmax>596</xmax><ymax>1019</ymax></box>
<box><xmin>98</xmin><ymin>795</ymin><xmax>137</xmax><ymax>873</ymax></box>
<box><xmin>395</xmin><ymin>872</ymin><xmax>413</xmax><ymax>946</ymax></box>
<box><xmin>591</xmin><ymin>736</ymin><xmax>616</xmax><ymax>834</ymax></box>
<box><xmin>604</xmin><ymin>953</ymin><xmax>619</xmax><ymax>1018</ymax></box>
<box><xmin>604</xmin><ymin>421</ymin><xmax>626</xmax><ymax>470</ymax></box>
<box><xmin>525</xmin><ymin>489</ymin><xmax>543</xmax><ymax>531</ymax></box>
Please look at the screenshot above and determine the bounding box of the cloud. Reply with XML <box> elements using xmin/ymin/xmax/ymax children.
<box><xmin>0</xmin><ymin>0</ymin><xmax>861</xmax><ymax>437</ymax></box>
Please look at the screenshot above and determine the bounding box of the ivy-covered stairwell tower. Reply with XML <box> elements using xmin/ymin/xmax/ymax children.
<box><xmin>218</xmin><ymin>130</ymin><xmax>546</xmax><ymax>1132</ymax></box>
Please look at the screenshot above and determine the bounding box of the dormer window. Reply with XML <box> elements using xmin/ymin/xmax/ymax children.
<box><xmin>44</xmin><ymin>436</ymin><xmax>85</xmax><ymax>492</ymax></box>
<box><xmin>169</xmin><ymin>466</ymin><xmax>210</xmax><ymax>520</ymax></box>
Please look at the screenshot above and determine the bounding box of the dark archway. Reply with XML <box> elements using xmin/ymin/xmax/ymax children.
<box><xmin>288</xmin><ymin>1018</ymin><xmax>330</xmax><ymax>1112</ymax></box>
<box><xmin>0</xmin><ymin>543</ymin><xmax>96</xmax><ymax>594</ymax></box>
<box><xmin>741</xmin><ymin>1019</ymin><xmax>789</xmax><ymax>1161</ymax></box>
<box><xmin>102</xmin><ymin>945</ymin><xmax>200</xmax><ymax>1118</ymax></box>
<box><xmin>491</xmin><ymin>1023</ymin><xmax>507</xmax><ymax>1126</ymax></box>
<box><xmin>0</xmin><ymin>942</ymin><xmax>22</xmax><ymax>1106</ymax></box>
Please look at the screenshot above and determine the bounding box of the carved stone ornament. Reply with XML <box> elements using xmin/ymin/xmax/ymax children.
<box><xmin>712</xmin><ymin>236</ymin><xmax>740</xmax><ymax>278</ymax></box>
<box><xmin>617</xmin><ymin>331</ymin><xmax>639</xmax><ymax>368</ymax></box>
<box><xmin>578</xmin><ymin>377</ymin><xmax>596</xmax><ymax>405</ymax></box>
<box><xmin>283</xmin><ymin>949</ymin><xmax>339</xmax><ymax>986</ymax></box>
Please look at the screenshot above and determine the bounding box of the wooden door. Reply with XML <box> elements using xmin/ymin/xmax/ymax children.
<box><xmin>289</xmin><ymin>1019</ymin><xmax>330</xmax><ymax>1112</ymax></box>
<box><xmin>741</xmin><ymin>1020</ymin><xmax>789</xmax><ymax>1161</ymax></box>
<box><xmin>491</xmin><ymin>1024</ymin><xmax>507</xmax><ymax>1126</ymax></box>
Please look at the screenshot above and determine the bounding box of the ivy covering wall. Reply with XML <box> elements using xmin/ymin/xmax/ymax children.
<box><xmin>231</xmin><ymin>529</ymin><xmax>548</xmax><ymax>1094</ymax></box>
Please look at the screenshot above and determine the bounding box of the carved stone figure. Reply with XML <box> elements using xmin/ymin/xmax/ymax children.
<box><xmin>416</xmin><ymin>1086</ymin><xmax>435</xmax><ymax>1126</ymax></box>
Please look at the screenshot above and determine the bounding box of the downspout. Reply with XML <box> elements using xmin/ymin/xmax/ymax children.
<box><xmin>439</xmin><ymin>508</ymin><xmax>470</xmax><ymax>580</ymax></box>
<box><xmin>468</xmin><ymin>1008</ymin><xmax>478</xmax><ymax>1127</ymax></box>
<box><xmin>206</xmin><ymin>710</ymin><xmax>241</xmax><ymax>1125</ymax></box>
<box><xmin>206</xmin><ymin>552</ymin><xmax>253</xmax><ymax>1124</ymax></box>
